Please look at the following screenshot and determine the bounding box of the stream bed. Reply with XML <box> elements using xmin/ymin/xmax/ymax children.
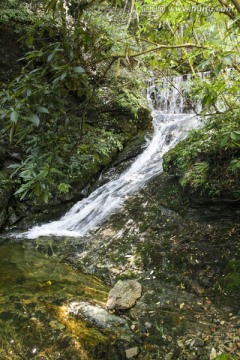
<box><xmin>0</xmin><ymin>173</ymin><xmax>239</xmax><ymax>359</ymax></box>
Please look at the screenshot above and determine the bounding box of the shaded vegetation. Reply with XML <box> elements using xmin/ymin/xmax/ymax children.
<box><xmin>163</xmin><ymin>112</ymin><xmax>240</xmax><ymax>201</ymax></box>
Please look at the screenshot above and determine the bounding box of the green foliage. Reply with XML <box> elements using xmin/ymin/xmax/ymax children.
<box><xmin>116</xmin><ymin>89</ymin><xmax>141</xmax><ymax>119</ymax></box>
<box><xmin>213</xmin><ymin>354</ymin><xmax>238</xmax><ymax>360</ymax></box>
<box><xmin>181</xmin><ymin>162</ymin><xmax>209</xmax><ymax>189</ymax></box>
<box><xmin>0</xmin><ymin>0</ymin><xmax>33</xmax><ymax>24</ymax></box>
<box><xmin>8</xmin><ymin>139</ymin><xmax>64</xmax><ymax>203</ymax></box>
<box><xmin>163</xmin><ymin>112</ymin><xmax>240</xmax><ymax>199</ymax></box>
<box><xmin>67</xmin><ymin>127</ymin><xmax>123</xmax><ymax>182</ymax></box>
<box><xmin>219</xmin><ymin>260</ymin><xmax>240</xmax><ymax>299</ymax></box>
<box><xmin>58</xmin><ymin>183</ymin><xmax>71</xmax><ymax>194</ymax></box>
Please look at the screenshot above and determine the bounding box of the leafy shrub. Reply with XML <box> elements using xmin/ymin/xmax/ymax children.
<box><xmin>163</xmin><ymin>112</ymin><xmax>240</xmax><ymax>199</ymax></box>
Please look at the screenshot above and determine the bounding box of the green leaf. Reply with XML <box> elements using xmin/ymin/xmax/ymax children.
<box><xmin>10</xmin><ymin>111</ymin><xmax>19</xmax><ymax>123</ymax></box>
<box><xmin>60</xmin><ymin>72</ymin><xmax>67</xmax><ymax>80</ymax></box>
<box><xmin>230</xmin><ymin>132</ymin><xmax>237</xmax><ymax>140</ymax></box>
<box><xmin>29</xmin><ymin>113</ymin><xmax>40</xmax><ymax>126</ymax></box>
<box><xmin>46</xmin><ymin>0</ymin><xmax>58</xmax><ymax>11</ymax></box>
<box><xmin>214</xmin><ymin>63</ymin><xmax>222</xmax><ymax>75</ymax></box>
<box><xmin>0</xmin><ymin>109</ymin><xmax>7</xmax><ymax>119</ymax></box>
<box><xmin>27</xmin><ymin>89</ymin><xmax>32</xmax><ymax>97</ymax></box>
<box><xmin>37</xmin><ymin>107</ymin><xmax>49</xmax><ymax>114</ymax></box>
<box><xmin>47</xmin><ymin>52</ymin><xmax>55</xmax><ymax>62</ymax></box>
<box><xmin>72</xmin><ymin>66</ymin><xmax>85</xmax><ymax>73</ymax></box>
<box><xmin>9</xmin><ymin>125</ymin><xmax>15</xmax><ymax>144</ymax></box>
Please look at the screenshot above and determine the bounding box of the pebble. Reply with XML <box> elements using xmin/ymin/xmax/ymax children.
<box><xmin>192</xmin><ymin>338</ymin><xmax>205</xmax><ymax>347</ymax></box>
<box><xmin>165</xmin><ymin>352</ymin><xmax>174</xmax><ymax>360</ymax></box>
<box><xmin>125</xmin><ymin>347</ymin><xmax>139</xmax><ymax>359</ymax></box>
<box><xmin>144</xmin><ymin>321</ymin><xmax>152</xmax><ymax>329</ymax></box>
<box><xmin>194</xmin><ymin>305</ymin><xmax>204</xmax><ymax>313</ymax></box>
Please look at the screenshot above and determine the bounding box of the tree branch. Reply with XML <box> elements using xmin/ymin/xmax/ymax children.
<box><xmin>112</xmin><ymin>43</ymin><xmax>211</xmax><ymax>59</ymax></box>
<box><xmin>230</xmin><ymin>0</ymin><xmax>240</xmax><ymax>12</ymax></box>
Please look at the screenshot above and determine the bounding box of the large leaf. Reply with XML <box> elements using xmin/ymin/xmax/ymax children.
<box><xmin>37</xmin><ymin>107</ymin><xmax>49</xmax><ymax>114</ymax></box>
<box><xmin>72</xmin><ymin>66</ymin><xmax>85</xmax><ymax>73</ymax></box>
<box><xmin>46</xmin><ymin>0</ymin><xmax>58</xmax><ymax>11</ymax></box>
<box><xmin>47</xmin><ymin>52</ymin><xmax>55</xmax><ymax>62</ymax></box>
<box><xmin>29</xmin><ymin>113</ymin><xmax>40</xmax><ymax>127</ymax></box>
<box><xmin>10</xmin><ymin>111</ymin><xmax>19</xmax><ymax>123</ymax></box>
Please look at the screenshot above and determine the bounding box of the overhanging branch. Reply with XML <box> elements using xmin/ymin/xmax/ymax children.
<box><xmin>112</xmin><ymin>43</ymin><xmax>212</xmax><ymax>59</ymax></box>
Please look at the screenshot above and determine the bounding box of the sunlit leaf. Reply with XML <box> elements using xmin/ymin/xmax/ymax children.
<box><xmin>10</xmin><ymin>111</ymin><xmax>19</xmax><ymax>123</ymax></box>
<box><xmin>29</xmin><ymin>113</ymin><xmax>40</xmax><ymax>126</ymax></box>
<box><xmin>37</xmin><ymin>107</ymin><xmax>49</xmax><ymax>114</ymax></box>
<box><xmin>72</xmin><ymin>66</ymin><xmax>85</xmax><ymax>73</ymax></box>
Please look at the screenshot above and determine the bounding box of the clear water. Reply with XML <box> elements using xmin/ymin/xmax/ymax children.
<box><xmin>0</xmin><ymin>236</ymin><xmax>113</xmax><ymax>359</ymax></box>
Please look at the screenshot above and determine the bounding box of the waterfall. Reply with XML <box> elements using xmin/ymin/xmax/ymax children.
<box><xmin>23</xmin><ymin>75</ymin><xmax>200</xmax><ymax>239</ymax></box>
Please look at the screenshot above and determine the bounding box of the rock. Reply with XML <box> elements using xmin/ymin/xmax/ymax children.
<box><xmin>106</xmin><ymin>280</ymin><xmax>142</xmax><ymax>310</ymax></box>
<box><xmin>125</xmin><ymin>347</ymin><xmax>139</xmax><ymax>359</ymax></box>
<box><xmin>68</xmin><ymin>301</ymin><xmax>129</xmax><ymax>330</ymax></box>
<box><xmin>188</xmin><ymin>338</ymin><xmax>205</xmax><ymax>348</ymax></box>
<box><xmin>209</xmin><ymin>347</ymin><xmax>217</xmax><ymax>360</ymax></box>
<box><xmin>144</xmin><ymin>321</ymin><xmax>152</xmax><ymax>329</ymax></box>
<box><xmin>165</xmin><ymin>353</ymin><xmax>174</xmax><ymax>360</ymax></box>
<box><xmin>0</xmin><ymin>209</ymin><xmax>7</xmax><ymax>229</ymax></box>
<box><xmin>193</xmin><ymin>338</ymin><xmax>205</xmax><ymax>347</ymax></box>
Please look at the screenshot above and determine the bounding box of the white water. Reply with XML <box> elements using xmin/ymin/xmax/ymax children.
<box><xmin>24</xmin><ymin>76</ymin><xmax>200</xmax><ymax>239</ymax></box>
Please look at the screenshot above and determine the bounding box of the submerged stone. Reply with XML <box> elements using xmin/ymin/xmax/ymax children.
<box><xmin>68</xmin><ymin>301</ymin><xmax>129</xmax><ymax>329</ymax></box>
<box><xmin>106</xmin><ymin>280</ymin><xmax>142</xmax><ymax>310</ymax></box>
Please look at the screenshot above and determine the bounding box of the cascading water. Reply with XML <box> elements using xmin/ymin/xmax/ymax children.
<box><xmin>23</xmin><ymin>75</ymin><xmax>200</xmax><ymax>239</ymax></box>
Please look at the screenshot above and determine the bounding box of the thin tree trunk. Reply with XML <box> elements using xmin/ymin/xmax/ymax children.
<box><xmin>231</xmin><ymin>0</ymin><xmax>240</xmax><ymax>12</ymax></box>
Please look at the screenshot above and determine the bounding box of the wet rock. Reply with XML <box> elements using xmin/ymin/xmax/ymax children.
<box><xmin>144</xmin><ymin>321</ymin><xmax>152</xmax><ymax>329</ymax></box>
<box><xmin>186</xmin><ymin>338</ymin><xmax>205</xmax><ymax>349</ymax></box>
<box><xmin>106</xmin><ymin>280</ymin><xmax>142</xmax><ymax>310</ymax></box>
<box><xmin>193</xmin><ymin>338</ymin><xmax>205</xmax><ymax>347</ymax></box>
<box><xmin>68</xmin><ymin>301</ymin><xmax>129</xmax><ymax>330</ymax></box>
<box><xmin>0</xmin><ymin>209</ymin><xmax>7</xmax><ymax>229</ymax></box>
<box><xmin>125</xmin><ymin>347</ymin><xmax>139</xmax><ymax>359</ymax></box>
<box><xmin>194</xmin><ymin>305</ymin><xmax>204</xmax><ymax>313</ymax></box>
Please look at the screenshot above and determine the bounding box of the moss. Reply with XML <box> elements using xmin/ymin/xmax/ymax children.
<box><xmin>219</xmin><ymin>260</ymin><xmax>240</xmax><ymax>298</ymax></box>
<box><xmin>115</xmin><ymin>272</ymin><xmax>137</xmax><ymax>281</ymax></box>
<box><xmin>213</xmin><ymin>354</ymin><xmax>238</xmax><ymax>360</ymax></box>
